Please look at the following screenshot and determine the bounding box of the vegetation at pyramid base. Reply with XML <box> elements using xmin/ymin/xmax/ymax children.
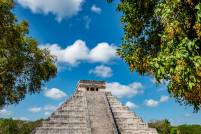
<box><xmin>0</xmin><ymin>118</ymin><xmax>200</xmax><ymax>134</ymax></box>
<box><xmin>0</xmin><ymin>118</ymin><xmax>42</xmax><ymax>134</ymax></box>
<box><xmin>0</xmin><ymin>0</ymin><xmax>57</xmax><ymax>107</ymax></box>
<box><xmin>149</xmin><ymin>119</ymin><xmax>171</xmax><ymax>134</ymax></box>
<box><xmin>108</xmin><ymin>0</ymin><xmax>201</xmax><ymax>111</ymax></box>
<box><xmin>148</xmin><ymin>119</ymin><xmax>201</xmax><ymax>134</ymax></box>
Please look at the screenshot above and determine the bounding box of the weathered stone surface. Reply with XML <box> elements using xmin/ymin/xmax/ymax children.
<box><xmin>106</xmin><ymin>92</ymin><xmax>158</xmax><ymax>134</ymax></box>
<box><xmin>32</xmin><ymin>80</ymin><xmax>158</xmax><ymax>134</ymax></box>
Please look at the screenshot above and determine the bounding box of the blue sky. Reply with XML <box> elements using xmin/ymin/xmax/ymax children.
<box><xmin>1</xmin><ymin>0</ymin><xmax>201</xmax><ymax>125</ymax></box>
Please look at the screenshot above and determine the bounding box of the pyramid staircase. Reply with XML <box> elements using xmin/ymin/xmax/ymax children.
<box><xmin>106</xmin><ymin>92</ymin><xmax>158</xmax><ymax>134</ymax></box>
<box><xmin>32</xmin><ymin>80</ymin><xmax>158</xmax><ymax>134</ymax></box>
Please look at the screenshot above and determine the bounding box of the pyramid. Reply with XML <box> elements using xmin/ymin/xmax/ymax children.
<box><xmin>32</xmin><ymin>80</ymin><xmax>158</xmax><ymax>134</ymax></box>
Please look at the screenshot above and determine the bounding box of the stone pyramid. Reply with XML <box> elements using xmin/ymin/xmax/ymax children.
<box><xmin>32</xmin><ymin>80</ymin><xmax>158</xmax><ymax>134</ymax></box>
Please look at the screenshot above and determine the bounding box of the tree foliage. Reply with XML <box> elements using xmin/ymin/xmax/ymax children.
<box><xmin>148</xmin><ymin>119</ymin><xmax>201</xmax><ymax>134</ymax></box>
<box><xmin>0</xmin><ymin>118</ymin><xmax>42</xmax><ymax>134</ymax></box>
<box><xmin>177</xmin><ymin>124</ymin><xmax>201</xmax><ymax>134</ymax></box>
<box><xmin>0</xmin><ymin>0</ymin><xmax>57</xmax><ymax>107</ymax></box>
<box><xmin>148</xmin><ymin>119</ymin><xmax>171</xmax><ymax>134</ymax></box>
<box><xmin>111</xmin><ymin>0</ymin><xmax>201</xmax><ymax>111</ymax></box>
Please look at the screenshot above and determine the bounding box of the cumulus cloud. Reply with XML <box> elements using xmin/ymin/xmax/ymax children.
<box><xmin>44</xmin><ymin>105</ymin><xmax>57</xmax><ymax>111</ymax></box>
<box><xmin>91</xmin><ymin>5</ymin><xmax>101</xmax><ymax>14</ymax></box>
<box><xmin>28</xmin><ymin>107</ymin><xmax>42</xmax><ymax>113</ymax></box>
<box><xmin>106</xmin><ymin>82</ymin><xmax>143</xmax><ymax>98</ymax></box>
<box><xmin>160</xmin><ymin>95</ymin><xmax>169</xmax><ymax>103</ymax></box>
<box><xmin>145</xmin><ymin>95</ymin><xmax>169</xmax><ymax>107</ymax></box>
<box><xmin>89</xmin><ymin>65</ymin><xmax>112</xmax><ymax>78</ymax></box>
<box><xmin>145</xmin><ymin>99</ymin><xmax>159</xmax><ymax>107</ymax></box>
<box><xmin>126</xmin><ymin>101</ymin><xmax>139</xmax><ymax>109</ymax></box>
<box><xmin>0</xmin><ymin>109</ymin><xmax>12</xmax><ymax>117</ymax></box>
<box><xmin>40</xmin><ymin>40</ymin><xmax>117</xmax><ymax>66</ymax></box>
<box><xmin>28</xmin><ymin>104</ymin><xmax>58</xmax><ymax>116</ymax></box>
<box><xmin>43</xmin><ymin>104</ymin><xmax>58</xmax><ymax>116</ymax></box>
<box><xmin>89</xmin><ymin>42</ymin><xmax>117</xmax><ymax>63</ymax></box>
<box><xmin>44</xmin><ymin>88</ymin><xmax>67</xmax><ymax>100</ymax></box>
<box><xmin>17</xmin><ymin>0</ymin><xmax>84</xmax><ymax>22</ymax></box>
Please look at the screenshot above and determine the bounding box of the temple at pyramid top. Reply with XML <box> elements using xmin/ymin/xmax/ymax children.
<box><xmin>32</xmin><ymin>80</ymin><xmax>158</xmax><ymax>134</ymax></box>
<box><xmin>77</xmin><ymin>80</ymin><xmax>106</xmax><ymax>91</ymax></box>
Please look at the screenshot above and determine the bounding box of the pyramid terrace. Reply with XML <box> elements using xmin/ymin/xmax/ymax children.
<box><xmin>32</xmin><ymin>80</ymin><xmax>158</xmax><ymax>134</ymax></box>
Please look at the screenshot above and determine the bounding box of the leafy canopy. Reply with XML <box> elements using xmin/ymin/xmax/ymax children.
<box><xmin>0</xmin><ymin>0</ymin><xmax>57</xmax><ymax>107</ymax></box>
<box><xmin>0</xmin><ymin>118</ymin><xmax>43</xmax><ymax>134</ymax></box>
<box><xmin>148</xmin><ymin>119</ymin><xmax>201</xmax><ymax>134</ymax></box>
<box><xmin>148</xmin><ymin>119</ymin><xmax>171</xmax><ymax>134</ymax></box>
<box><xmin>110</xmin><ymin>0</ymin><xmax>201</xmax><ymax>111</ymax></box>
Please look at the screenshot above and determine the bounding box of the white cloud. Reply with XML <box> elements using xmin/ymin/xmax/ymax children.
<box><xmin>17</xmin><ymin>0</ymin><xmax>84</xmax><ymax>22</ymax></box>
<box><xmin>89</xmin><ymin>42</ymin><xmax>117</xmax><ymax>63</ymax></box>
<box><xmin>44</xmin><ymin>105</ymin><xmax>57</xmax><ymax>111</ymax></box>
<box><xmin>106</xmin><ymin>82</ymin><xmax>143</xmax><ymax>98</ymax></box>
<box><xmin>28</xmin><ymin>107</ymin><xmax>42</xmax><ymax>113</ymax></box>
<box><xmin>43</xmin><ymin>104</ymin><xmax>58</xmax><ymax>116</ymax></box>
<box><xmin>91</xmin><ymin>5</ymin><xmax>101</xmax><ymax>14</ymax></box>
<box><xmin>44</xmin><ymin>88</ymin><xmax>67</xmax><ymax>100</ymax></box>
<box><xmin>145</xmin><ymin>95</ymin><xmax>169</xmax><ymax>108</ymax></box>
<box><xmin>150</xmin><ymin>77</ymin><xmax>169</xmax><ymax>85</ymax></box>
<box><xmin>28</xmin><ymin>104</ymin><xmax>58</xmax><ymax>116</ymax></box>
<box><xmin>160</xmin><ymin>95</ymin><xmax>169</xmax><ymax>103</ymax></box>
<box><xmin>0</xmin><ymin>109</ymin><xmax>12</xmax><ymax>117</ymax></box>
<box><xmin>89</xmin><ymin>65</ymin><xmax>112</xmax><ymax>78</ymax></box>
<box><xmin>40</xmin><ymin>40</ymin><xmax>89</xmax><ymax>66</ymax></box>
<box><xmin>145</xmin><ymin>99</ymin><xmax>159</xmax><ymax>107</ymax></box>
<box><xmin>126</xmin><ymin>101</ymin><xmax>139</xmax><ymax>109</ymax></box>
<box><xmin>40</xmin><ymin>40</ymin><xmax>117</xmax><ymax>66</ymax></box>
<box><xmin>44</xmin><ymin>111</ymin><xmax>51</xmax><ymax>116</ymax></box>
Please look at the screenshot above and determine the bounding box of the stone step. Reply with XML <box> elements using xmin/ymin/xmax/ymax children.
<box><xmin>61</xmin><ymin>103</ymin><xmax>86</xmax><ymax>107</ymax></box>
<box><xmin>34</xmin><ymin>127</ymin><xmax>89</xmax><ymax>134</ymax></box>
<box><xmin>121</xmin><ymin>128</ymin><xmax>158</xmax><ymax>134</ymax></box>
<box><xmin>43</xmin><ymin>120</ymin><xmax>86</xmax><ymax>124</ymax></box>
<box><xmin>116</xmin><ymin>120</ymin><xmax>143</xmax><ymax>125</ymax></box>
<box><xmin>49</xmin><ymin>117</ymin><xmax>86</xmax><ymax>122</ymax></box>
<box><xmin>35</xmin><ymin>127</ymin><xmax>88</xmax><ymax>130</ymax></box>
<box><xmin>91</xmin><ymin>128</ymin><xmax>114</xmax><ymax>134</ymax></box>
<box><xmin>49</xmin><ymin>116</ymin><xmax>86</xmax><ymax>121</ymax></box>
<box><xmin>113</xmin><ymin>112</ymin><xmax>135</xmax><ymax>116</ymax></box>
<box><xmin>116</xmin><ymin>119</ymin><xmax>142</xmax><ymax>124</ymax></box>
<box><xmin>85</xmin><ymin>92</ymin><xmax>115</xmax><ymax>133</ymax></box>
<box><xmin>53</xmin><ymin>112</ymin><xmax>86</xmax><ymax>116</ymax></box>
<box><xmin>114</xmin><ymin>115</ymin><xmax>137</xmax><ymax>119</ymax></box>
<box><xmin>61</xmin><ymin>103</ymin><xmax>85</xmax><ymax>107</ymax></box>
<box><xmin>59</xmin><ymin>107</ymin><xmax>86</xmax><ymax>111</ymax></box>
<box><xmin>55</xmin><ymin>108</ymin><xmax>86</xmax><ymax>114</ymax></box>
<box><xmin>42</xmin><ymin>123</ymin><xmax>87</xmax><ymax>128</ymax></box>
<box><xmin>51</xmin><ymin>114</ymin><xmax>86</xmax><ymax>118</ymax></box>
<box><xmin>118</xmin><ymin>124</ymin><xmax>149</xmax><ymax>130</ymax></box>
<box><xmin>110</xmin><ymin>105</ymin><xmax>128</xmax><ymax>109</ymax></box>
